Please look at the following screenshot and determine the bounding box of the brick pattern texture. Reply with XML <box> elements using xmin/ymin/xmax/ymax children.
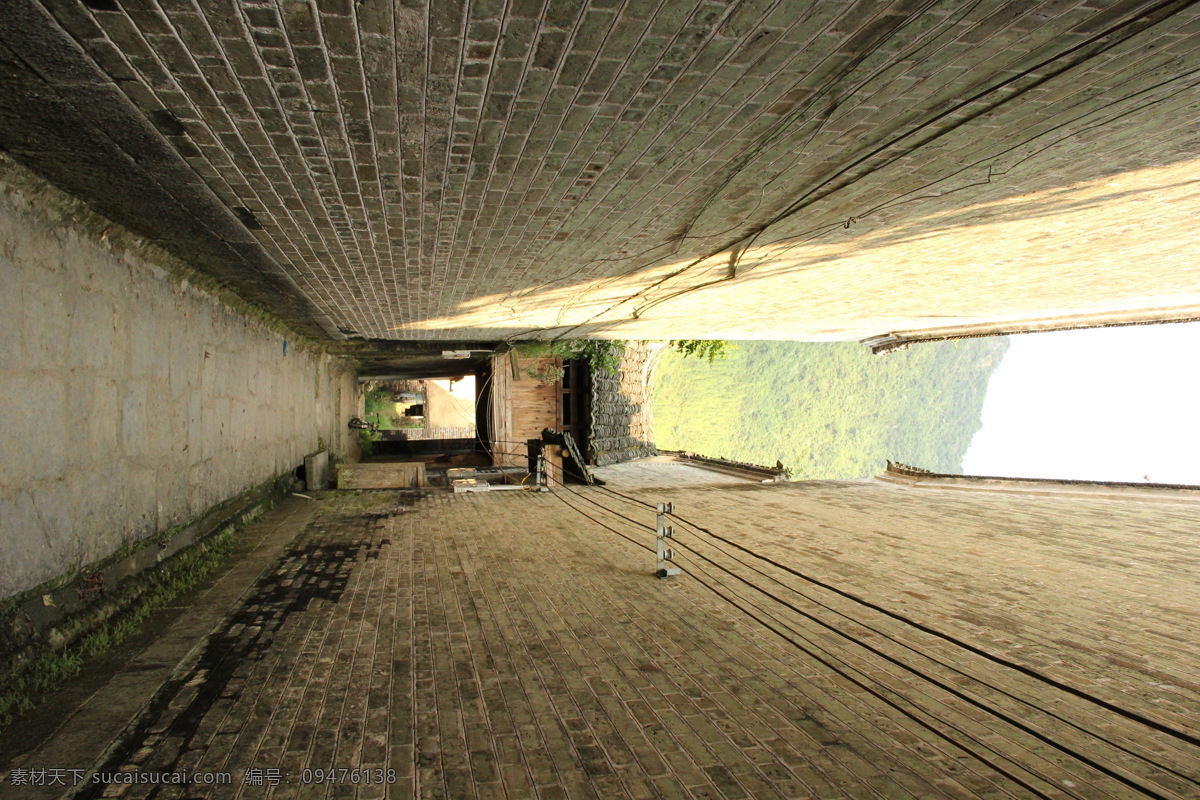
<box><xmin>69</xmin><ymin>479</ymin><xmax>1200</xmax><ymax>799</ymax></box>
<box><xmin>4</xmin><ymin>1</ymin><xmax>1200</xmax><ymax>342</ymax></box>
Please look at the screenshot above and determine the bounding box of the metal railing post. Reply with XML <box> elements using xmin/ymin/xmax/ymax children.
<box><xmin>656</xmin><ymin>502</ymin><xmax>680</xmax><ymax>578</ymax></box>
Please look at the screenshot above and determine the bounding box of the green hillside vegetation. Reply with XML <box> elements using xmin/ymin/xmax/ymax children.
<box><xmin>652</xmin><ymin>338</ymin><xmax>1009</xmax><ymax>479</ymax></box>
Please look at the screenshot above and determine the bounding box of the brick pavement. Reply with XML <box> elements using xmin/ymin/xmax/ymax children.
<box><xmin>4</xmin><ymin>2</ymin><xmax>1200</xmax><ymax>342</ymax></box>
<box><xmin>15</xmin><ymin>478</ymin><xmax>1198</xmax><ymax>799</ymax></box>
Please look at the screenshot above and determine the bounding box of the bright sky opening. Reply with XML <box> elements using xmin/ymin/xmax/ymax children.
<box><xmin>962</xmin><ymin>322</ymin><xmax>1200</xmax><ymax>484</ymax></box>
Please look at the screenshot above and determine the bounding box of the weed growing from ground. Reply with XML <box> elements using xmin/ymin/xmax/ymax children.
<box><xmin>0</xmin><ymin>530</ymin><xmax>236</xmax><ymax>733</ymax></box>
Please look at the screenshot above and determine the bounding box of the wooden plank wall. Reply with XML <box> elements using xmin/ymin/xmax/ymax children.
<box><xmin>489</xmin><ymin>353</ymin><xmax>562</xmax><ymax>467</ymax></box>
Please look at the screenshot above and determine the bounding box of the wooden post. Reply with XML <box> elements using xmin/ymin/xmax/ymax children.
<box><xmin>544</xmin><ymin>444</ymin><xmax>564</xmax><ymax>487</ymax></box>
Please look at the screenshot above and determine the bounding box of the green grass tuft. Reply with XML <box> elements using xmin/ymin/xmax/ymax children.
<box><xmin>0</xmin><ymin>530</ymin><xmax>236</xmax><ymax>733</ymax></box>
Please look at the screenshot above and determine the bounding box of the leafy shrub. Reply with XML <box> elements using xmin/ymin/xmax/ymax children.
<box><xmin>357</xmin><ymin>429</ymin><xmax>381</xmax><ymax>457</ymax></box>
<box><xmin>526</xmin><ymin>363</ymin><xmax>565</xmax><ymax>384</ymax></box>
<box><xmin>516</xmin><ymin>339</ymin><xmax>626</xmax><ymax>376</ymax></box>
<box><xmin>669</xmin><ymin>340</ymin><xmax>732</xmax><ymax>362</ymax></box>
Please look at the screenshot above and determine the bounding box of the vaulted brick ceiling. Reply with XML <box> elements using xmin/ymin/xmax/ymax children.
<box><xmin>3</xmin><ymin>0</ymin><xmax>1200</xmax><ymax>346</ymax></box>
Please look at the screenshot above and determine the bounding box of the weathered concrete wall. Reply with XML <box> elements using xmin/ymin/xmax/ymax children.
<box><xmin>0</xmin><ymin>156</ymin><xmax>355</xmax><ymax>600</ymax></box>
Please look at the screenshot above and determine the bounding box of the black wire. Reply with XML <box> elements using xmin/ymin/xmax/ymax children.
<box><xmin>500</xmin><ymin>460</ymin><xmax>1193</xmax><ymax>778</ymax></box>
<box><xmin>677</xmin><ymin>513</ymin><xmax>1200</xmax><ymax>788</ymax></box>
<box><xmin>668</xmin><ymin>531</ymin><xmax>1181</xmax><ymax>800</ymax></box>
<box><xmin>751</xmin><ymin>67</ymin><xmax>1200</xmax><ymax>263</ymax></box>
<box><xmin>544</xmin><ymin>484</ymin><xmax>1034</xmax><ymax>797</ymax></box>
<box><xmin>540</xmin><ymin>474</ymin><xmax>1200</xmax><ymax>792</ymax></box>
<box><xmin>566</xmin><ymin>487</ymin><xmax>1197</xmax><ymax>796</ymax></box>
<box><xmin>633</xmin><ymin>63</ymin><xmax>1200</xmax><ymax>321</ymax></box>
<box><xmin>553</xmin><ymin>0</ymin><xmax>1200</xmax><ymax>335</ymax></box>
<box><xmin>593</xmin><ymin>483</ymin><xmax>1200</xmax><ymax>751</ymax></box>
<box><xmin>543</xmin><ymin>483</ymin><xmax>654</xmax><ymax>555</ymax></box>
<box><xmin>490</xmin><ymin>441</ymin><xmax>599</xmax><ymax>484</ymax></box>
<box><xmin>546</xmin><ymin>484</ymin><xmax>1062</xmax><ymax>799</ymax></box>
<box><xmin>673</xmin><ymin>555</ymin><xmax>1073</xmax><ymax>800</ymax></box>
<box><xmin>570</xmin><ymin>485</ymin><xmax>1200</xmax><ymax>778</ymax></box>
<box><xmin>738</xmin><ymin>0</ymin><xmax>1200</xmax><ymax>250</ymax></box>
<box><xmin>549</xmin><ymin>481</ymin><xmax>1046</xmax><ymax>795</ymax></box>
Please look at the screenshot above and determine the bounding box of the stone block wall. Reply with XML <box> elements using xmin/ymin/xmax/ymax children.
<box><xmin>588</xmin><ymin>342</ymin><xmax>666</xmax><ymax>466</ymax></box>
<box><xmin>0</xmin><ymin>156</ymin><xmax>355</xmax><ymax>601</ymax></box>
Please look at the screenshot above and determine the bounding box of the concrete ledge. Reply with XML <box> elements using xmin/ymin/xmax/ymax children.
<box><xmin>877</xmin><ymin>461</ymin><xmax>1200</xmax><ymax>504</ymax></box>
<box><xmin>336</xmin><ymin>462</ymin><xmax>428</xmax><ymax>489</ymax></box>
